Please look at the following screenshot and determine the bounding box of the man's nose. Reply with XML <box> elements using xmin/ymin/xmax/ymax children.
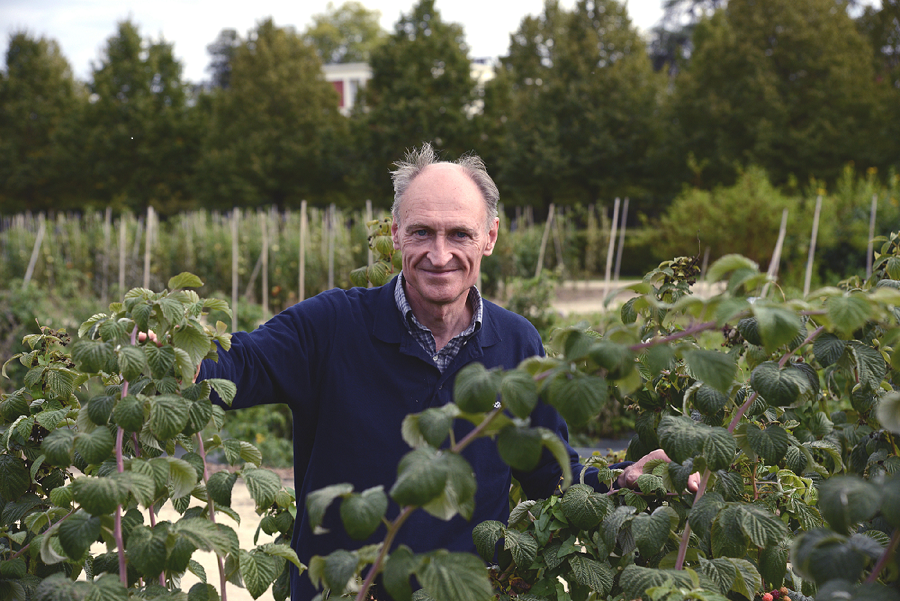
<box><xmin>427</xmin><ymin>235</ymin><xmax>452</xmax><ymax>266</ymax></box>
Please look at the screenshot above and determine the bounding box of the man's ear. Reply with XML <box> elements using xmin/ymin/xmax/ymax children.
<box><xmin>483</xmin><ymin>217</ymin><xmax>500</xmax><ymax>257</ymax></box>
<box><xmin>391</xmin><ymin>219</ymin><xmax>400</xmax><ymax>248</ymax></box>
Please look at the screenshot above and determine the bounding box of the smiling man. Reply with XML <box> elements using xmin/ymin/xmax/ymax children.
<box><xmin>199</xmin><ymin>143</ymin><xmax>673</xmax><ymax>600</ymax></box>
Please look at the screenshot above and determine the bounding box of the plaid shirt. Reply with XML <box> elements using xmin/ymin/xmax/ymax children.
<box><xmin>394</xmin><ymin>272</ymin><xmax>483</xmax><ymax>373</ymax></box>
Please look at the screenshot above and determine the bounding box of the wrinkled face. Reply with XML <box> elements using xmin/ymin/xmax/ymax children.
<box><xmin>391</xmin><ymin>164</ymin><xmax>499</xmax><ymax>312</ymax></box>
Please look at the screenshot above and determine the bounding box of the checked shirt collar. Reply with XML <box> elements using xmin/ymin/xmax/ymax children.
<box><xmin>394</xmin><ymin>272</ymin><xmax>483</xmax><ymax>373</ymax></box>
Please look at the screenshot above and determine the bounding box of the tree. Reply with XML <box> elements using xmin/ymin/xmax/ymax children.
<box><xmin>205</xmin><ymin>28</ymin><xmax>241</xmax><ymax>89</ymax></box>
<box><xmin>198</xmin><ymin>19</ymin><xmax>350</xmax><ymax>209</ymax></box>
<box><xmin>0</xmin><ymin>32</ymin><xmax>86</xmax><ymax>213</ymax></box>
<box><xmin>80</xmin><ymin>21</ymin><xmax>202</xmax><ymax>214</ymax></box>
<box><xmin>355</xmin><ymin>0</ymin><xmax>477</xmax><ymax>200</ymax></box>
<box><xmin>664</xmin><ymin>0</ymin><xmax>879</xmax><ymax>189</ymax></box>
<box><xmin>484</xmin><ymin>0</ymin><xmax>664</xmax><ymax>207</ymax></box>
<box><xmin>304</xmin><ymin>1</ymin><xmax>386</xmax><ymax>64</ymax></box>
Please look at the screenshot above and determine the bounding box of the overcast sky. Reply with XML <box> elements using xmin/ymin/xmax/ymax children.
<box><xmin>0</xmin><ymin>0</ymin><xmax>668</xmax><ymax>84</ymax></box>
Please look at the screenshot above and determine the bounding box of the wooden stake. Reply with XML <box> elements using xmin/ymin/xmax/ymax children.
<box><xmin>261</xmin><ymin>211</ymin><xmax>269</xmax><ymax>318</ymax></box>
<box><xmin>102</xmin><ymin>207</ymin><xmax>111</xmax><ymax>304</ymax></box>
<box><xmin>327</xmin><ymin>204</ymin><xmax>335</xmax><ymax>290</ymax></box>
<box><xmin>143</xmin><ymin>206</ymin><xmax>154</xmax><ymax>289</ymax></box>
<box><xmin>365</xmin><ymin>199</ymin><xmax>373</xmax><ymax>287</ymax></box>
<box><xmin>22</xmin><ymin>215</ymin><xmax>46</xmax><ymax>289</ymax></box>
<box><xmin>231</xmin><ymin>208</ymin><xmax>239</xmax><ymax>332</ymax></box>
<box><xmin>604</xmin><ymin>198</ymin><xmax>621</xmax><ymax>295</ymax></box>
<box><xmin>867</xmin><ymin>193</ymin><xmax>878</xmax><ymax>279</ymax></box>
<box><xmin>119</xmin><ymin>215</ymin><xmax>126</xmax><ymax>294</ymax></box>
<box><xmin>536</xmin><ymin>203</ymin><xmax>555</xmax><ymax>278</ymax></box>
<box><xmin>762</xmin><ymin>208</ymin><xmax>789</xmax><ymax>298</ymax></box>
<box><xmin>299</xmin><ymin>200</ymin><xmax>307</xmax><ymax>301</ymax></box>
<box><xmin>614</xmin><ymin>197</ymin><xmax>629</xmax><ymax>283</ymax></box>
<box><xmin>803</xmin><ymin>195</ymin><xmax>823</xmax><ymax>297</ymax></box>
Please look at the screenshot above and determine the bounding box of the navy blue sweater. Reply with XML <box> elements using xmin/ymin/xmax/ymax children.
<box><xmin>199</xmin><ymin>278</ymin><xmax>608</xmax><ymax>599</ymax></box>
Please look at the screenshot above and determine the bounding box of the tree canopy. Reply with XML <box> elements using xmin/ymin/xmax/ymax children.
<box><xmin>304</xmin><ymin>1</ymin><xmax>387</xmax><ymax>64</ymax></box>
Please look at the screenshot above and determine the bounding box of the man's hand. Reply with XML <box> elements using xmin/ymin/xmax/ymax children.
<box><xmin>616</xmin><ymin>449</ymin><xmax>701</xmax><ymax>493</ymax></box>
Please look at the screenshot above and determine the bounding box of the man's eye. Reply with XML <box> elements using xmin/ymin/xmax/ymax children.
<box><xmin>454</xmin><ymin>231</ymin><xmax>469</xmax><ymax>238</ymax></box>
<box><xmin>414</xmin><ymin>229</ymin><xmax>428</xmax><ymax>236</ymax></box>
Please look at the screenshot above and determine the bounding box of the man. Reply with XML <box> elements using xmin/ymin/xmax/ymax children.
<box><xmin>200</xmin><ymin>143</ymin><xmax>679</xmax><ymax>600</ymax></box>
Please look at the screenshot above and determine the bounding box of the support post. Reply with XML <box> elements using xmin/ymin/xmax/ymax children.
<box><xmin>604</xmin><ymin>198</ymin><xmax>621</xmax><ymax>296</ymax></box>
<box><xmin>22</xmin><ymin>215</ymin><xmax>46</xmax><ymax>290</ymax></box>
<box><xmin>231</xmin><ymin>208</ymin><xmax>239</xmax><ymax>332</ymax></box>
<box><xmin>803</xmin><ymin>195</ymin><xmax>823</xmax><ymax>297</ymax></box>
<box><xmin>535</xmin><ymin>204</ymin><xmax>555</xmax><ymax>278</ymax></box>
<box><xmin>867</xmin><ymin>193</ymin><xmax>878</xmax><ymax>279</ymax></box>
<box><xmin>614</xmin><ymin>197</ymin><xmax>629</xmax><ymax>283</ymax></box>
<box><xmin>299</xmin><ymin>200</ymin><xmax>307</xmax><ymax>301</ymax></box>
<box><xmin>143</xmin><ymin>206</ymin><xmax>154</xmax><ymax>290</ymax></box>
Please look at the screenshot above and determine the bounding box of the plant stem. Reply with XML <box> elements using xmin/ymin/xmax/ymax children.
<box><xmin>114</xmin><ymin>325</ymin><xmax>140</xmax><ymax>586</ymax></box>
<box><xmin>355</xmin><ymin>408</ymin><xmax>504</xmax><ymax>601</ymax></box>
<box><xmin>674</xmin><ymin>470</ymin><xmax>711</xmax><ymax>570</ymax></box>
<box><xmin>9</xmin><ymin>509</ymin><xmax>76</xmax><ymax>560</ymax></box>
<box><xmin>197</xmin><ymin>434</ymin><xmax>229</xmax><ymax>601</ymax></box>
<box><xmin>629</xmin><ymin>320</ymin><xmax>720</xmax><ymax>352</ymax></box>
<box><xmin>866</xmin><ymin>529</ymin><xmax>900</xmax><ymax>584</ymax></box>
<box><xmin>778</xmin><ymin>326</ymin><xmax>825</xmax><ymax>368</ymax></box>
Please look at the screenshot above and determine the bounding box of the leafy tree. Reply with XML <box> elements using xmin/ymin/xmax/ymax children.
<box><xmin>197</xmin><ymin>19</ymin><xmax>350</xmax><ymax>209</ymax></box>
<box><xmin>304</xmin><ymin>1</ymin><xmax>387</xmax><ymax>64</ymax></box>
<box><xmin>205</xmin><ymin>28</ymin><xmax>241</xmax><ymax>89</ymax></box>
<box><xmin>0</xmin><ymin>32</ymin><xmax>86</xmax><ymax>213</ymax></box>
<box><xmin>664</xmin><ymin>0</ymin><xmax>879</xmax><ymax>189</ymax></box>
<box><xmin>80</xmin><ymin>21</ymin><xmax>202</xmax><ymax>215</ymax></box>
<box><xmin>355</xmin><ymin>0</ymin><xmax>477</xmax><ymax>200</ymax></box>
<box><xmin>485</xmin><ymin>0</ymin><xmax>664</xmax><ymax>207</ymax></box>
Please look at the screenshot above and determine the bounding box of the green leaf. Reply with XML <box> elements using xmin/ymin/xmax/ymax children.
<box><xmin>703</xmin><ymin>427</ymin><xmax>736</xmax><ymax>472</ymax></box>
<box><xmin>818</xmin><ymin>476</ymin><xmax>882</xmax><ymax>535</ymax></box>
<box><xmin>206</xmin><ymin>378</ymin><xmax>237</xmax><ymax>406</ymax></box>
<box><xmin>57</xmin><ymin>511</ymin><xmax>100</xmax><ymax>560</ymax></box>
<box><xmin>453</xmin><ymin>363</ymin><xmax>502</xmax><ymax>413</ymax></box>
<box><xmin>306</xmin><ymin>483</ymin><xmax>353</xmax><ymax>531</ymax></box>
<box><xmin>499</xmin><ymin>370</ymin><xmax>538</xmax><ymax>418</ymax></box>
<box><xmin>73</xmin><ymin>427</ymin><xmax>114</xmax><ymax>465</ymax></box>
<box><xmin>419</xmin><ymin>551</ymin><xmax>493</xmax><ymax>601</ymax></box>
<box><xmin>657</xmin><ymin>415</ymin><xmax>702</xmax><ymax>464</ymax></box>
<box><xmin>827</xmin><ymin>295</ymin><xmax>872</xmax><ymax>337</ymax></box>
<box><xmin>540</xmin><ymin>429</ymin><xmax>573</xmax><ymax>490</ymax></box>
<box><xmin>706</xmin><ymin>255</ymin><xmax>759</xmax><ymax>283</ymax></box>
<box><xmin>391</xmin><ymin>448</ymin><xmax>447</xmax><ymax>507</ymax></box>
<box><xmin>632</xmin><ymin>506</ymin><xmax>677</xmax><ymax>558</ymax></box>
<box><xmin>174</xmin><ymin>347</ymin><xmax>197</xmax><ymax>383</ymax></box>
<box><xmin>45</xmin><ymin>368</ymin><xmax>76</xmax><ymax>400</ymax></box>
<box><xmin>174</xmin><ymin>321</ymin><xmax>211</xmax><ymax>366</ymax></box>
<box><xmin>71</xmin><ymin>340</ymin><xmax>115</xmax><ymax>373</ymax></box>
<box><xmin>221</xmin><ymin>439</ymin><xmax>263</xmax><ymax>467</ymax></box>
<box><xmin>257</xmin><ymin>542</ymin><xmax>305</xmax><ymax>569</ymax></box>
<box><xmin>545</xmin><ymin>372</ymin><xmax>608</xmax><ymax>427</ymax></box>
<box><xmin>759</xmin><ymin>540</ymin><xmax>790</xmax><ymax>587</ymax></box>
<box><xmin>588</xmin><ymin>342</ymin><xmax>635</xmax><ymax>380</ymax></box>
<box><xmin>698</xmin><ymin>557</ymin><xmax>737</xmax><ymax>594</ymax></box>
<box><xmin>711</xmin><ymin>505</ymin><xmax>749</xmax><ymax>558</ymax></box>
<box><xmin>791</xmin><ymin>528</ymin><xmax>867</xmax><ymax>585</ymax></box>
<box><xmin>738</xmin><ymin>504</ymin><xmax>788</xmax><ymax>548</ymax></box>
<box><xmin>185</xmin><ymin>398</ymin><xmax>214</xmax><ymax>435</ymax></box>
<box><xmin>132</xmin><ymin>302</ymin><xmax>152</xmax><ymax>333</ymax></box>
<box><xmin>321</xmin><ymin>549</ymin><xmax>358</xmax><ymax>595</ymax></box>
<box><xmin>736</xmin><ymin>317</ymin><xmax>763</xmax><ymax>346</ymax></box>
<box><xmin>145</xmin><ymin>344</ymin><xmax>176</xmax><ymax>379</ymax></box>
<box><xmin>166</xmin><ymin>457</ymin><xmax>200</xmax><ymax>499</ymax></box>
<box><xmin>504</xmin><ymin>529</ymin><xmax>538</xmax><ymax>569</ymax></box>
<box><xmin>683</xmin><ymin>349</ymin><xmax>736</xmax><ymax>394</ymax></box>
<box><xmin>340</xmin><ymin>486</ymin><xmax>388</xmax><ymax>540</ymax></box>
<box><xmin>422</xmin><ymin>453</ymin><xmax>476</xmax><ymax>521</ymax></box>
<box><xmin>113</xmin><ymin>394</ymin><xmax>145</xmax><ymax>432</ymax></box>
<box><xmin>169</xmin><ymin>273</ymin><xmax>204</xmax><ymax>290</ymax></box>
<box><xmin>472</xmin><ymin>521</ymin><xmax>504</xmax><ymax>563</ymax></box>
<box><xmin>149</xmin><ymin>394</ymin><xmax>190</xmax><ymax>440</ymax></box>
<box><xmin>384</xmin><ymin>546</ymin><xmax>420</xmax><ymax>601</ymax></box>
<box><xmin>560</xmin><ymin>483</ymin><xmax>611</xmax><ymax>530</ymax></box>
<box><xmin>415</xmin><ymin>407</ymin><xmax>455</xmax><ymax>448</ymax></box>
<box><xmin>814</xmin><ymin>333</ymin><xmax>846</xmax><ymax>368</ymax></box>
<box><xmin>569</xmin><ymin>554</ymin><xmax>614</xmax><ymax>595</ymax></box>
<box><xmin>42</xmin><ymin>429</ymin><xmax>75</xmax><ymax>466</ymax></box>
<box><xmin>694</xmin><ymin>385</ymin><xmax>729</xmax><ymax>416</ymax></box>
<box><xmin>744</xmin><ymin>423</ymin><xmax>789</xmax><ymax>465</ymax></box>
<box><xmin>850</xmin><ymin>341</ymin><xmax>887</xmax><ymax>393</ymax></box>
<box><xmin>727</xmin><ymin>558</ymin><xmax>761</xmax><ymax>600</ymax></box>
<box><xmin>117</xmin><ymin>346</ymin><xmax>148</xmax><ymax>382</ymax></box>
<box><xmin>114</xmin><ymin>471</ymin><xmax>156</xmax><ymax>507</ymax></box>
<box><xmin>750</xmin><ymin>361</ymin><xmax>808</xmax><ymax>406</ymax></box>
<box><xmin>208</xmin><ymin>471</ymin><xmax>238</xmax><ymax>507</ymax></box>
<box><xmin>243</xmin><ymin>468</ymin><xmax>282</xmax><ymax>510</ymax></box>
<box><xmin>85</xmin><ymin>574</ymin><xmax>129</xmax><ymax>601</ymax></box>
<box><xmin>126</xmin><ymin>525</ymin><xmax>167</xmax><ymax>579</ymax></box>
<box><xmin>496</xmin><ymin>425</ymin><xmax>543</xmax><ymax>471</ymax></box>
<box><xmin>752</xmin><ymin>305</ymin><xmax>804</xmax><ymax>352</ymax></box>
<box><xmin>175</xmin><ymin>518</ymin><xmax>238</xmax><ymax>556</ymax></box>
<box><xmin>86</xmin><ymin>394</ymin><xmax>115</xmax><ymax>426</ymax></box>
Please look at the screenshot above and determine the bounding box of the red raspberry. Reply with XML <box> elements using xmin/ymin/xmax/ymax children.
<box><xmin>762</xmin><ymin>594</ymin><xmax>774</xmax><ymax>601</ymax></box>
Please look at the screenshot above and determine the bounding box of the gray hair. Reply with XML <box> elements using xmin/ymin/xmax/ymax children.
<box><xmin>390</xmin><ymin>142</ymin><xmax>500</xmax><ymax>231</ymax></box>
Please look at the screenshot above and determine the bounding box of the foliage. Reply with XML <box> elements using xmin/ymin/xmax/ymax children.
<box><xmin>0</xmin><ymin>273</ymin><xmax>300</xmax><ymax>600</ymax></box>
<box><xmin>304</xmin><ymin>1</ymin><xmax>387</xmax><ymax>65</ymax></box>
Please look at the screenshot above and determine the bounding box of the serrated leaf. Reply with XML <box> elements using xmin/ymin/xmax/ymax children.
<box><xmin>745</xmin><ymin>423</ymin><xmax>789</xmax><ymax>465</ymax></box>
<box><xmin>113</xmin><ymin>394</ymin><xmax>145</xmax><ymax>432</ymax></box>
<box><xmin>633</xmin><ymin>506</ymin><xmax>677</xmax><ymax>558</ymax></box>
<box><xmin>175</xmin><ymin>518</ymin><xmax>238</xmax><ymax>556</ymax></box>
<box><xmin>683</xmin><ymin>349</ymin><xmax>736</xmax><ymax>394</ymax></box>
<box><xmin>45</xmin><ymin>368</ymin><xmax>76</xmax><ymax>400</ymax></box>
<box><xmin>850</xmin><ymin>341</ymin><xmax>887</xmax><ymax>393</ymax></box>
<box><xmin>759</xmin><ymin>540</ymin><xmax>789</xmax><ymax>587</ymax></box>
<box><xmin>814</xmin><ymin>333</ymin><xmax>846</xmax><ymax>368</ymax></box>
<box><xmin>115</xmin><ymin>471</ymin><xmax>156</xmax><ymax>508</ymax></box>
<box><xmin>419</xmin><ymin>551</ymin><xmax>493</xmax><ymax>601</ymax></box>
<box><xmin>818</xmin><ymin>476</ymin><xmax>882</xmax><ymax>535</ymax></box>
<box><xmin>560</xmin><ymin>483</ymin><xmax>611</xmax><ymax>530</ymax></box>
<box><xmin>86</xmin><ymin>394</ymin><xmax>116</xmax><ymax>426</ymax></box>
<box><xmin>497</xmin><ymin>425</ymin><xmax>543</xmax><ymax>471</ymax></box>
<box><xmin>505</xmin><ymin>529</ymin><xmax>538</xmax><ymax>568</ymax></box>
<box><xmin>414</xmin><ymin>407</ymin><xmax>454</xmax><ymax>448</ymax></box>
<box><xmin>750</xmin><ymin>361</ymin><xmax>808</xmax><ymax>406</ymax></box>
<box><xmin>694</xmin><ymin>385</ymin><xmax>730</xmax><ymax>416</ymax></box>
<box><xmin>738</xmin><ymin>504</ymin><xmax>788</xmax><ymax>548</ymax></box>
<box><xmin>657</xmin><ymin>415</ymin><xmax>702</xmax><ymax>464</ymax></box>
<box><xmin>545</xmin><ymin>372</ymin><xmax>608</xmax><ymax>427</ymax></box>
<box><xmin>206</xmin><ymin>378</ymin><xmax>237</xmax><ymax>406</ymax></box>
<box><xmin>791</xmin><ymin>528</ymin><xmax>866</xmax><ymax>584</ymax></box>
<box><xmin>149</xmin><ymin>394</ymin><xmax>190</xmax><ymax>440</ymax></box>
<box><xmin>57</xmin><ymin>511</ymin><xmax>100</xmax><ymax>560</ymax></box>
<box><xmin>132</xmin><ymin>302</ymin><xmax>152</xmax><ymax>332</ymax></box>
<box><xmin>42</xmin><ymin>428</ymin><xmax>75</xmax><ymax>466</ymax></box>
<box><xmin>208</xmin><ymin>471</ymin><xmax>238</xmax><ymax>507</ymax></box>
<box><xmin>320</xmin><ymin>549</ymin><xmax>358</xmax><ymax>595</ymax></box>
<box><xmin>726</xmin><ymin>557</ymin><xmax>761</xmax><ymax>600</ymax></box>
<box><xmin>753</xmin><ymin>304</ymin><xmax>804</xmax><ymax>352</ymax></box>
<box><xmin>568</xmin><ymin>554</ymin><xmax>614</xmax><ymax>594</ymax></box>
<box><xmin>166</xmin><ymin>457</ymin><xmax>199</xmax><ymax>499</ymax></box>
<box><xmin>74</xmin><ymin>427</ymin><xmax>114</xmax><ymax>465</ymax></box>
<box><xmin>698</xmin><ymin>557</ymin><xmax>737</xmax><ymax>594</ymax></box>
<box><xmin>340</xmin><ymin>486</ymin><xmax>387</xmax><ymax>540</ymax></box>
<box><xmin>85</xmin><ymin>573</ymin><xmax>129</xmax><ymax>601</ymax></box>
<box><xmin>602</xmin><ymin>505</ymin><xmax>637</xmax><ymax>551</ymax></box>
<box><xmin>539</xmin><ymin>429</ymin><xmax>573</xmax><ymax>490</ymax></box>
<box><xmin>71</xmin><ymin>340</ymin><xmax>115</xmax><ymax>373</ymax></box>
<box><xmin>454</xmin><ymin>363</ymin><xmax>502</xmax><ymax>413</ymax></box>
<box><xmin>174</xmin><ymin>346</ymin><xmax>196</xmax><ymax>384</ymax></box>
<box><xmin>703</xmin><ymin>427</ymin><xmax>736</xmax><ymax>472</ymax></box>
<box><xmin>384</xmin><ymin>545</ymin><xmax>419</xmax><ymax>601</ymax></box>
<box><xmin>169</xmin><ymin>273</ymin><xmax>204</xmax><ymax>289</ymax></box>
<box><xmin>706</xmin><ymin>255</ymin><xmax>759</xmax><ymax>283</ymax></box>
<box><xmin>173</xmin><ymin>321</ymin><xmax>211</xmax><ymax>366</ymax></box>
<box><xmin>391</xmin><ymin>448</ymin><xmax>447</xmax><ymax>507</ymax></box>
<box><xmin>127</xmin><ymin>525</ymin><xmax>167</xmax><ymax>579</ymax></box>
<box><xmin>145</xmin><ymin>344</ymin><xmax>176</xmax><ymax>379</ymax></box>
<box><xmin>711</xmin><ymin>505</ymin><xmax>748</xmax><ymax>557</ymax></box>
<box><xmin>306</xmin><ymin>483</ymin><xmax>353</xmax><ymax>531</ymax></box>
<box><xmin>472</xmin><ymin>521</ymin><xmax>504</xmax><ymax>563</ymax></box>
<box><xmin>117</xmin><ymin>345</ymin><xmax>148</xmax><ymax>382</ymax></box>
<box><xmin>422</xmin><ymin>453</ymin><xmax>476</xmax><ymax>521</ymax></box>
<box><xmin>243</xmin><ymin>468</ymin><xmax>281</xmax><ymax>510</ymax></box>
<box><xmin>827</xmin><ymin>295</ymin><xmax>872</xmax><ymax>337</ymax></box>
<box><xmin>500</xmin><ymin>370</ymin><xmax>538</xmax><ymax>418</ymax></box>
